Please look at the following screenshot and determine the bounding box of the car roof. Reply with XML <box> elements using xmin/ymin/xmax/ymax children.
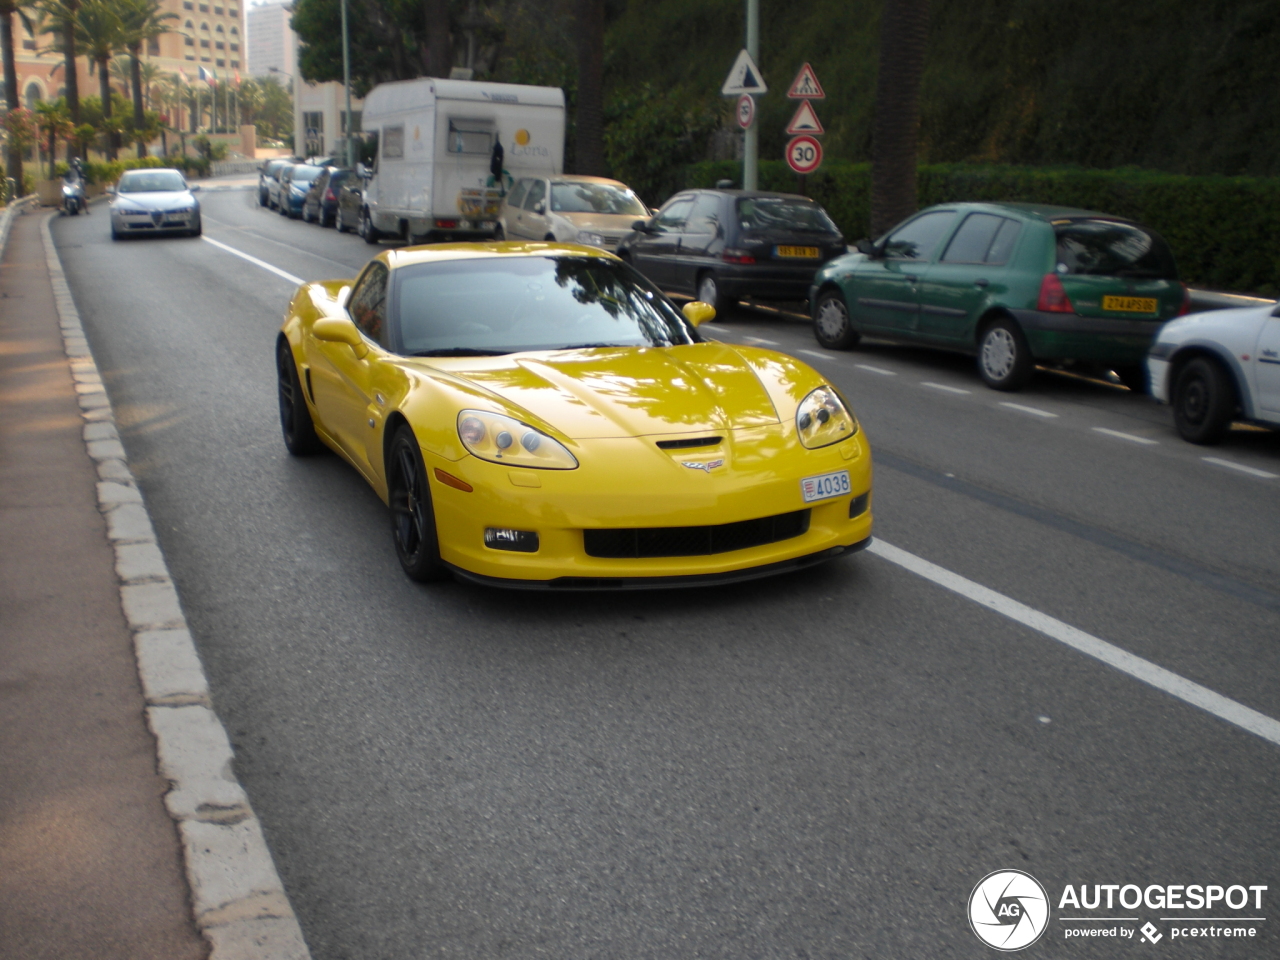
<box><xmin>120</xmin><ymin>167</ymin><xmax>184</xmax><ymax>177</ymax></box>
<box><xmin>548</xmin><ymin>175</ymin><xmax>633</xmax><ymax>188</ymax></box>
<box><xmin>676</xmin><ymin>189</ymin><xmax>817</xmax><ymax>203</ymax></box>
<box><xmin>383</xmin><ymin>242</ymin><xmax>617</xmax><ymax>269</ymax></box>
<box><xmin>931</xmin><ymin>201</ymin><xmax>1134</xmax><ymax>224</ymax></box>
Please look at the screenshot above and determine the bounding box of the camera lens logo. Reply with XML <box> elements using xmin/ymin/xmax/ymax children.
<box><xmin>968</xmin><ymin>870</ymin><xmax>1050</xmax><ymax>951</ymax></box>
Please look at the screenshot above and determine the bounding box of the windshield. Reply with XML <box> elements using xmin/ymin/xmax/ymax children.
<box><xmin>291</xmin><ymin>165</ymin><xmax>324</xmax><ymax>184</ymax></box>
<box><xmin>736</xmin><ymin>197</ymin><xmax>838</xmax><ymax>234</ymax></box>
<box><xmin>1054</xmin><ymin>220</ymin><xmax>1178</xmax><ymax>278</ymax></box>
<box><xmin>550</xmin><ymin>182</ymin><xmax>646</xmax><ymax>216</ymax></box>
<box><xmin>394</xmin><ymin>256</ymin><xmax>698</xmax><ymax>356</ymax></box>
<box><xmin>118</xmin><ymin>171</ymin><xmax>188</xmax><ymax>193</ymax></box>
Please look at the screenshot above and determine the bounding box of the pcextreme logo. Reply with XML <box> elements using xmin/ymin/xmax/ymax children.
<box><xmin>969</xmin><ymin>870</ymin><xmax>1050</xmax><ymax>951</ymax></box>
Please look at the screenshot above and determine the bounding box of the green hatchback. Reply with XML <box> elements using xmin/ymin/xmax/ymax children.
<box><xmin>809</xmin><ymin>203</ymin><xmax>1189</xmax><ymax>390</ymax></box>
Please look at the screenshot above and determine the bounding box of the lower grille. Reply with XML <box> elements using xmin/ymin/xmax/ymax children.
<box><xmin>583</xmin><ymin>509</ymin><xmax>810</xmax><ymax>559</ymax></box>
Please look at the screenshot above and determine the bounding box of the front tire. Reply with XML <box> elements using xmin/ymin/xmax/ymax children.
<box><xmin>387</xmin><ymin>426</ymin><xmax>449</xmax><ymax>582</ymax></box>
<box><xmin>813</xmin><ymin>289</ymin><xmax>859</xmax><ymax>349</ymax></box>
<box><xmin>334</xmin><ymin>205</ymin><xmax>349</xmax><ymax>233</ymax></box>
<box><xmin>696</xmin><ymin>272</ymin><xmax>736</xmax><ymax>314</ymax></box>
<box><xmin>977</xmin><ymin>317</ymin><xmax>1034</xmax><ymax>390</ymax></box>
<box><xmin>361</xmin><ymin>208</ymin><xmax>381</xmax><ymax>244</ymax></box>
<box><xmin>493</xmin><ymin>223</ymin><xmax>505</xmax><ymax>241</ymax></box>
<box><xmin>1172</xmin><ymin>356</ymin><xmax>1235</xmax><ymax>444</ymax></box>
<box><xmin>277</xmin><ymin>339</ymin><xmax>322</xmax><ymax>455</ymax></box>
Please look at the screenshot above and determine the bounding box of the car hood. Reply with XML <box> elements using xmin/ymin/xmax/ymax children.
<box><xmin>1157</xmin><ymin>304</ymin><xmax>1272</xmax><ymax>342</ymax></box>
<box><xmin>557</xmin><ymin>212</ymin><xmax>646</xmax><ymax>234</ymax></box>
<box><xmin>417</xmin><ymin>343</ymin><xmax>814</xmax><ymax>440</ymax></box>
<box><xmin>114</xmin><ymin>191</ymin><xmax>196</xmax><ymax>211</ymax></box>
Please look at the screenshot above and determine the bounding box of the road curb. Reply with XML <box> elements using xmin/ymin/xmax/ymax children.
<box><xmin>39</xmin><ymin>212</ymin><xmax>313</xmax><ymax>960</ymax></box>
<box><xmin>0</xmin><ymin>194</ymin><xmax>39</xmax><ymax>257</ymax></box>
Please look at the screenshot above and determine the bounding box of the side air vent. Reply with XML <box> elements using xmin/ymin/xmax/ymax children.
<box><xmin>655</xmin><ymin>436</ymin><xmax>723</xmax><ymax>450</ymax></box>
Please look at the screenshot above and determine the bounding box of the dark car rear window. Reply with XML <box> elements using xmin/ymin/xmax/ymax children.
<box><xmin>1054</xmin><ymin>219</ymin><xmax>1178</xmax><ymax>279</ymax></box>
<box><xmin>736</xmin><ymin>197</ymin><xmax>838</xmax><ymax>234</ymax></box>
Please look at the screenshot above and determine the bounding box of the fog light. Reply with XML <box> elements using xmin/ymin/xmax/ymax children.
<box><xmin>849</xmin><ymin>492</ymin><xmax>869</xmax><ymax>518</ymax></box>
<box><xmin>484</xmin><ymin>528</ymin><xmax>539</xmax><ymax>552</ymax></box>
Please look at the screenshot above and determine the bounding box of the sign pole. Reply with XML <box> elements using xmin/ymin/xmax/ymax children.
<box><xmin>744</xmin><ymin>0</ymin><xmax>759</xmax><ymax>190</ymax></box>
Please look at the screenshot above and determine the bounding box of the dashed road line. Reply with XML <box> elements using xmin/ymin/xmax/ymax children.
<box><xmin>921</xmin><ymin>381</ymin><xmax>971</xmax><ymax>395</ymax></box>
<box><xmin>869</xmin><ymin>539</ymin><xmax>1280</xmax><ymax>748</ymax></box>
<box><xmin>1202</xmin><ymin>457</ymin><xmax>1279</xmax><ymax>480</ymax></box>
<box><xmin>201</xmin><ymin>235</ymin><xmax>304</xmax><ymax>285</ymax></box>
<box><xmin>742</xmin><ymin>335</ymin><xmax>779</xmax><ymax>345</ymax></box>
<box><xmin>855</xmin><ymin>363</ymin><xmax>896</xmax><ymax>376</ymax></box>
<box><xmin>797</xmin><ymin>349</ymin><xmax>835</xmax><ymax>361</ymax></box>
<box><xmin>999</xmin><ymin>401</ymin><xmax>1058</xmax><ymax>418</ymax></box>
<box><xmin>1091</xmin><ymin>427</ymin><xmax>1159</xmax><ymax>446</ymax></box>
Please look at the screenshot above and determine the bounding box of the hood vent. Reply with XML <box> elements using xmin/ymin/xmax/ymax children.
<box><xmin>656</xmin><ymin>436</ymin><xmax>722</xmax><ymax>450</ymax></box>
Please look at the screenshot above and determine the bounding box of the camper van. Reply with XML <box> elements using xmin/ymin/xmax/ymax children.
<box><xmin>357</xmin><ymin>78</ymin><xmax>566</xmax><ymax>244</ymax></box>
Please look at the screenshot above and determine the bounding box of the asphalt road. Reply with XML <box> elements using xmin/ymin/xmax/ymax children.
<box><xmin>52</xmin><ymin>183</ymin><xmax>1280</xmax><ymax>958</ymax></box>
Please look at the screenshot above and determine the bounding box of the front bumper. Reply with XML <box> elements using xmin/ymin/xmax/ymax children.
<box><xmin>423</xmin><ymin>428</ymin><xmax>874</xmax><ymax>585</ymax></box>
<box><xmin>1010</xmin><ymin>309</ymin><xmax>1164</xmax><ymax>364</ymax></box>
<box><xmin>716</xmin><ymin>262</ymin><xmax>828</xmax><ymax>302</ymax></box>
<box><xmin>1146</xmin><ymin>356</ymin><xmax>1171</xmax><ymax>403</ymax></box>
<box><xmin>112</xmin><ymin>208</ymin><xmax>198</xmax><ymax>233</ymax></box>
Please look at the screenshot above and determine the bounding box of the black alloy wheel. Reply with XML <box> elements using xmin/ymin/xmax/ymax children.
<box><xmin>276</xmin><ymin>339</ymin><xmax>322</xmax><ymax>455</ymax></box>
<box><xmin>387</xmin><ymin>426</ymin><xmax>449</xmax><ymax>582</ymax></box>
<box><xmin>977</xmin><ymin>317</ymin><xmax>1034</xmax><ymax>390</ymax></box>
<box><xmin>1172</xmin><ymin>356</ymin><xmax>1235</xmax><ymax>444</ymax></box>
<box><xmin>813</xmin><ymin>289</ymin><xmax>860</xmax><ymax>349</ymax></box>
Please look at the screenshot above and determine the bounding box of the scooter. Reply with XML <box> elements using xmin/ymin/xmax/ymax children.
<box><xmin>61</xmin><ymin>176</ymin><xmax>86</xmax><ymax>216</ymax></box>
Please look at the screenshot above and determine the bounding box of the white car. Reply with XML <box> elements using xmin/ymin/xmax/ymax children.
<box><xmin>109</xmin><ymin>168</ymin><xmax>202</xmax><ymax>239</ymax></box>
<box><xmin>496</xmin><ymin>175</ymin><xmax>648</xmax><ymax>252</ymax></box>
<box><xmin>1147</xmin><ymin>302</ymin><xmax>1280</xmax><ymax>443</ymax></box>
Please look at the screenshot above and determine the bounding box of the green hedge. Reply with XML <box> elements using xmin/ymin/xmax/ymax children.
<box><xmin>683</xmin><ymin>161</ymin><xmax>1280</xmax><ymax>295</ymax></box>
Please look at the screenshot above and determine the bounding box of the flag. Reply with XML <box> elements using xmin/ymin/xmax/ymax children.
<box><xmin>234</xmin><ymin>70</ymin><xmax>241</xmax><ymax>86</ymax></box>
<box><xmin>198</xmin><ymin>65</ymin><xmax>217</xmax><ymax>85</ymax></box>
<box><xmin>177</xmin><ymin>68</ymin><xmax>189</xmax><ymax>84</ymax></box>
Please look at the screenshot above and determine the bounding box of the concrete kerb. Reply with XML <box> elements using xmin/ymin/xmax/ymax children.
<box><xmin>38</xmin><ymin>212</ymin><xmax>313</xmax><ymax>960</ymax></box>
<box><xmin>0</xmin><ymin>195</ymin><xmax>39</xmax><ymax>256</ymax></box>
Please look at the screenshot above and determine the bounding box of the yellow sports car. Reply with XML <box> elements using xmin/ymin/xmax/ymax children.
<box><xmin>276</xmin><ymin>242</ymin><xmax>873</xmax><ymax>588</ymax></box>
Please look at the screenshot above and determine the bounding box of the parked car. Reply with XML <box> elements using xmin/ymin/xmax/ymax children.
<box><xmin>810</xmin><ymin>202</ymin><xmax>1190</xmax><ymax>391</ymax></box>
<box><xmin>1146</xmin><ymin>302</ymin><xmax>1280</xmax><ymax>443</ymax></box>
<box><xmin>302</xmin><ymin>167</ymin><xmax>354</xmax><ymax>226</ymax></box>
<box><xmin>497</xmin><ymin>175</ymin><xmax>648</xmax><ymax>251</ymax></box>
<box><xmin>109</xmin><ymin>168</ymin><xmax>201</xmax><ymax>239</ymax></box>
<box><xmin>616</xmin><ymin>190</ymin><xmax>846</xmax><ymax>313</ymax></box>
<box><xmin>334</xmin><ymin>175</ymin><xmax>364</xmax><ymax>235</ymax></box>
<box><xmin>265</xmin><ymin>162</ymin><xmax>296</xmax><ymax>210</ymax></box>
<box><xmin>279</xmin><ymin>164</ymin><xmax>326</xmax><ymax>219</ymax></box>
<box><xmin>259</xmin><ymin>158</ymin><xmax>292</xmax><ymax>206</ymax></box>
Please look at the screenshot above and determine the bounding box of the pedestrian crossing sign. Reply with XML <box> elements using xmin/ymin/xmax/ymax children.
<box><xmin>787</xmin><ymin>63</ymin><xmax>825</xmax><ymax>100</ymax></box>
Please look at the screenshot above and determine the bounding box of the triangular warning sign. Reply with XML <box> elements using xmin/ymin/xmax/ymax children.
<box><xmin>786</xmin><ymin>100</ymin><xmax>824</xmax><ymax>135</ymax></box>
<box><xmin>721</xmin><ymin>49</ymin><xmax>768</xmax><ymax>96</ymax></box>
<box><xmin>787</xmin><ymin>62</ymin><xmax>825</xmax><ymax>100</ymax></box>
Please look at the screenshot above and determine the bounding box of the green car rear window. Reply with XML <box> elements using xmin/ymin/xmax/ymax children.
<box><xmin>1054</xmin><ymin>220</ymin><xmax>1178</xmax><ymax>279</ymax></box>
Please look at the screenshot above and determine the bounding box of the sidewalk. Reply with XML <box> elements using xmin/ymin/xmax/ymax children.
<box><xmin>0</xmin><ymin>207</ymin><xmax>207</xmax><ymax>958</ymax></box>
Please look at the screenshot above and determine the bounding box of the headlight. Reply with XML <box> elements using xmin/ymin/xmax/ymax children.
<box><xmin>457</xmin><ymin>409</ymin><xmax>578</xmax><ymax>469</ymax></box>
<box><xmin>576</xmin><ymin>231</ymin><xmax>605</xmax><ymax>247</ymax></box>
<box><xmin>795</xmin><ymin>386</ymin><xmax>857</xmax><ymax>449</ymax></box>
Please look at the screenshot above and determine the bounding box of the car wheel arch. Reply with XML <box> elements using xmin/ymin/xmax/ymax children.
<box><xmin>973</xmin><ymin>308</ymin><xmax>1021</xmax><ymax>348</ymax></box>
<box><xmin>382</xmin><ymin>411</ymin><xmax>413</xmax><ymax>493</ymax></box>
<box><xmin>1169</xmin><ymin>346</ymin><xmax>1244</xmax><ymax>418</ymax></box>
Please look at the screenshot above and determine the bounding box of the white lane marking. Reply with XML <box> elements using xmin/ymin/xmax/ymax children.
<box><xmin>204</xmin><ymin>216</ymin><xmax>353</xmax><ymax>270</ymax></box>
<box><xmin>1092</xmin><ymin>427</ymin><xmax>1159</xmax><ymax>445</ymax></box>
<box><xmin>921</xmin><ymin>381</ymin><xmax>971</xmax><ymax>395</ymax></box>
<box><xmin>867</xmin><ymin>539</ymin><xmax>1280</xmax><ymax>747</ymax></box>
<box><xmin>798</xmin><ymin>349</ymin><xmax>835</xmax><ymax>361</ymax></box>
<box><xmin>201</xmin><ymin>236</ymin><xmax>304</xmax><ymax>285</ymax></box>
<box><xmin>999</xmin><ymin>401</ymin><xmax>1058</xmax><ymax>418</ymax></box>
<box><xmin>1202</xmin><ymin>457</ymin><xmax>1279</xmax><ymax>480</ymax></box>
<box><xmin>855</xmin><ymin>363</ymin><xmax>896</xmax><ymax>376</ymax></box>
<box><xmin>743</xmin><ymin>336</ymin><xmax>779</xmax><ymax>345</ymax></box>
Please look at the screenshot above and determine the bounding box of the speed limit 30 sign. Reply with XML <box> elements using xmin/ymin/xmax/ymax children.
<box><xmin>785</xmin><ymin>135</ymin><xmax>823</xmax><ymax>175</ymax></box>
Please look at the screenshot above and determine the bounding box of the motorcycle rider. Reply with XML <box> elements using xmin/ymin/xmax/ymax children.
<box><xmin>62</xmin><ymin>158</ymin><xmax>88</xmax><ymax>216</ymax></box>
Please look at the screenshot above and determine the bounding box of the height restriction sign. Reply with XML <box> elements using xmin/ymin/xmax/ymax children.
<box><xmin>785</xmin><ymin>135</ymin><xmax>823</xmax><ymax>175</ymax></box>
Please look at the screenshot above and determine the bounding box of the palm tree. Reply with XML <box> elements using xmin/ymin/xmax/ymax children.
<box><xmin>35</xmin><ymin>0</ymin><xmax>80</xmax><ymax>144</ymax></box>
<box><xmin>1</xmin><ymin>0</ymin><xmax>36</xmax><ymax>185</ymax></box>
<box><xmin>869</xmin><ymin>0</ymin><xmax>931</xmax><ymax>236</ymax></box>
<box><xmin>74</xmin><ymin>0</ymin><xmax>125</xmax><ymax>159</ymax></box>
<box><xmin>573</xmin><ymin>0</ymin><xmax>603</xmax><ymax>175</ymax></box>
<box><xmin>116</xmin><ymin>0</ymin><xmax>174</xmax><ymax>156</ymax></box>
<box><xmin>34</xmin><ymin>97</ymin><xmax>72</xmax><ymax>175</ymax></box>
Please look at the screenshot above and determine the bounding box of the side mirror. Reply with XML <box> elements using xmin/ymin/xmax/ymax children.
<box><xmin>106</xmin><ymin>185</ymin><xmax>116</xmax><ymax>195</ymax></box>
<box><xmin>355</xmin><ymin>162</ymin><xmax>368</xmax><ymax>178</ymax></box>
<box><xmin>312</xmin><ymin>317</ymin><xmax>369</xmax><ymax>358</ymax></box>
<box><xmin>682</xmin><ymin>301</ymin><xmax>716</xmax><ymax>327</ymax></box>
<box><xmin>632</xmin><ymin>219</ymin><xmax>654</xmax><ymax>233</ymax></box>
<box><xmin>855</xmin><ymin>238</ymin><xmax>878</xmax><ymax>257</ymax></box>
<box><xmin>534</xmin><ymin>201</ymin><xmax>546</xmax><ymax>215</ymax></box>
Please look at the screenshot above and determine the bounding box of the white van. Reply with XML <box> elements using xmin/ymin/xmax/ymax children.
<box><xmin>357</xmin><ymin>78</ymin><xmax>565</xmax><ymax>244</ymax></box>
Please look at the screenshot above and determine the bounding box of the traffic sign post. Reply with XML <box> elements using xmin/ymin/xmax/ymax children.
<box><xmin>786</xmin><ymin>135</ymin><xmax>823</xmax><ymax>175</ymax></box>
<box><xmin>721</xmin><ymin>36</ymin><xmax>766</xmax><ymax>190</ymax></box>
<box><xmin>783</xmin><ymin>63</ymin><xmax>825</xmax><ymax>193</ymax></box>
<box><xmin>736</xmin><ymin>94</ymin><xmax>755</xmax><ymax>130</ymax></box>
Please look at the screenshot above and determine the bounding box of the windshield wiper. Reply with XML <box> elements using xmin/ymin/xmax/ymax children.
<box><xmin>411</xmin><ymin>347</ymin><xmax>510</xmax><ymax>357</ymax></box>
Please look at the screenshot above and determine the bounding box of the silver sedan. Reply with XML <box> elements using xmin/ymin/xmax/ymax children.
<box><xmin>109</xmin><ymin>168</ymin><xmax>202</xmax><ymax>239</ymax></box>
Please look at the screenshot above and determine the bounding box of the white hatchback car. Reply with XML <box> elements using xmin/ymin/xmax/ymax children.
<box><xmin>496</xmin><ymin>175</ymin><xmax>648</xmax><ymax>252</ymax></box>
<box><xmin>1147</xmin><ymin>301</ymin><xmax>1280</xmax><ymax>443</ymax></box>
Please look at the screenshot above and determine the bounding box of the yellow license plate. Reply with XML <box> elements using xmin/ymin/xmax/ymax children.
<box><xmin>776</xmin><ymin>245</ymin><xmax>820</xmax><ymax>259</ymax></box>
<box><xmin>1102</xmin><ymin>295</ymin><xmax>1158</xmax><ymax>314</ymax></box>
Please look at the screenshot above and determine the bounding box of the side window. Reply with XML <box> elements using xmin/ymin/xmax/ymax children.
<box><xmin>347</xmin><ymin>263</ymin><xmax>389</xmax><ymax>345</ymax></box>
<box><xmin>686</xmin><ymin>194</ymin><xmax>721</xmax><ymax>234</ymax></box>
<box><xmin>883</xmin><ymin>211</ymin><xmax>957</xmax><ymax>261</ymax></box>
<box><xmin>654</xmin><ymin>196</ymin><xmax>694</xmax><ymax>231</ymax></box>
<box><xmin>984</xmin><ymin>219</ymin><xmax>1022</xmax><ymax>264</ymax></box>
<box><xmin>506</xmin><ymin>179</ymin><xmax>529</xmax><ymax>209</ymax></box>
<box><xmin>941</xmin><ymin>213</ymin><xmax>1005</xmax><ymax>264</ymax></box>
<box><xmin>523</xmin><ymin>179</ymin><xmax>546</xmax><ymax>212</ymax></box>
<box><xmin>382</xmin><ymin>124</ymin><xmax>404</xmax><ymax>160</ymax></box>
